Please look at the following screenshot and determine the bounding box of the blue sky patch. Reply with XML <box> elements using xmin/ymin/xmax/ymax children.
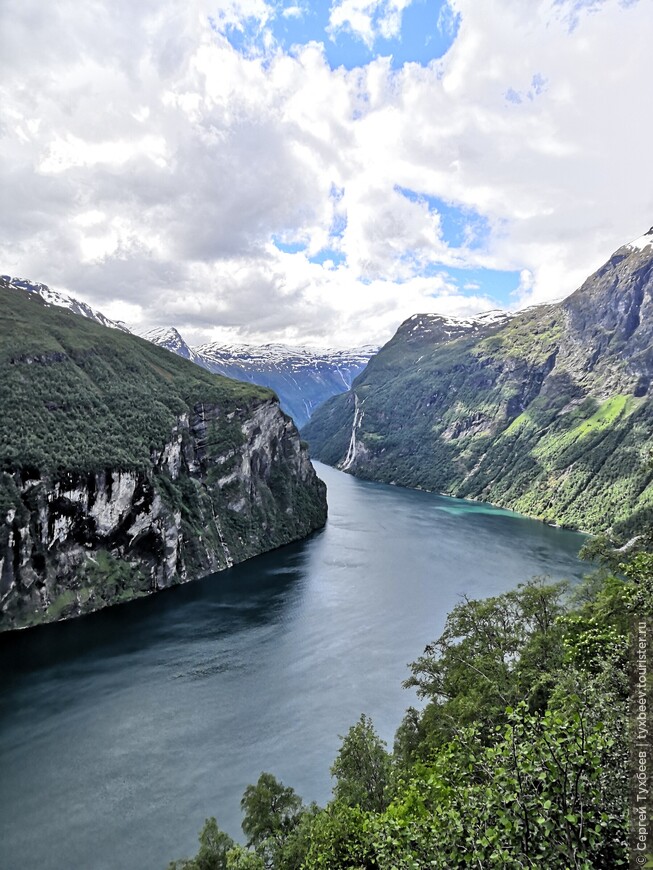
<box><xmin>436</xmin><ymin>266</ymin><xmax>522</xmax><ymax>305</ymax></box>
<box><xmin>309</xmin><ymin>247</ymin><xmax>346</xmax><ymax>266</ymax></box>
<box><xmin>216</xmin><ymin>1</ymin><xmax>459</xmax><ymax>71</ymax></box>
<box><xmin>273</xmin><ymin>236</ymin><xmax>345</xmax><ymax>266</ymax></box>
<box><xmin>272</xmin><ymin>236</ymin><xmax>307</xmax><ymax>254</ymax></box>
<box><xmin>395</xmin><ymin>187</ymin><xmax>491</xmax><ymax>249</ymax></box>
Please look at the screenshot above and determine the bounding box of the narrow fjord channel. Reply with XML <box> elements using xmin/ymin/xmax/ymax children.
<box><xmin>0</xmin><ymin>462</ymin><xmax>587</xmax><ymax>870</ymax></box>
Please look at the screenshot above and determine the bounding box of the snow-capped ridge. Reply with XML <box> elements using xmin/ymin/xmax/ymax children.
<box><xmin>140</xmin><ymin>325</ymin><xmax>199</xmax><ymax>362</ymax></box>
<box><xmin>403</xmin><ymin>309</ymin><xmax>514</xmax><ymax>340</ymax></box>
<box><xmin>407</xmin><ymin>309</ymin><xmax>512</xmax><ymax>328</ymax></box>
<box><xmin>3</xmin><ymin>275</ymin><xmax>129</xmax><ymax>333</ymax></box>
<box><xmin>194</xmin><ymin>341</ymin><xmax>377</xmax><ymax>366</ymax></box>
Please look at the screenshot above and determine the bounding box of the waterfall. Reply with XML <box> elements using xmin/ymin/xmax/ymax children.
<box><xmin>338</xmin><ymin>393</ymin><xmax>364</xmax><ymax>472</ymax></box>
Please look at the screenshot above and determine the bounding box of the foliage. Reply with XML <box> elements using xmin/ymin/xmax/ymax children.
<box><xmin>299</xmin><ymin>804</ymin><xmax>374</xmax><ymax>869</ymax></box>
<box><xmin>367</xmin><ymin>703</ymin><xmax>627</xmax><ymax>869</ymax></box>
<box><xmin>330</xmin><ymin>715</ymin><xmax>391</xmax><ymax>813</ymax></box>
<box><xmin>399</xmin><ymin>579</ymin><xmax>567</xmax><ymax>755</ymax></box>
<box><xmin>173</xmin><ymin>544</ymin><xmax>650</xmax><ymax>869</ymax></box>
<box><xmin>167</xmin><ymin>817</ymin><xmax>235</xmax><ymax>870</ymax></box>
<box><xmin>225</xmin><ymin>846</ymin><xmax>265</xmax><ymax>869</ymax></box>
<box><xmin>241</xmin><ymin>773</ymin><xmax>304</xmax><ymax>868</ymax></box>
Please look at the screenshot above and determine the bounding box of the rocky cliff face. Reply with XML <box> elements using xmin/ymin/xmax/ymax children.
<box><xmin>0</xmin><ymin>283</ymin><xmax>327</xmax><ymax>631</ymax></box>
<box><xmin>304</xmin><ymin>230</ymin><xmax>653</xmax><ymax>538</ymax></box>
<box><xmin>0</xmin><ymin>399</ymin><xmax>326</xmax><ymax>631</ymax></box>
<box><xmin>559</xmin><ymin>228</ymin><xmax>653</xmax><ymax>395</ymax></box>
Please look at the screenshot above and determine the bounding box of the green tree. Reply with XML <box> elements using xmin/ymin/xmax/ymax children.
<box><xmin>370</xmin><ymin>702</ymin><xmax>627</xmax><ymax>869</ymax></box>
<box><xmin>225</xmin><ymin>845</ymin><xmax>265</xmax><ymax>869</ymax></box>
<box><xmin>331</xmin><ymin>714</ymin><xmax>391</xmax><ymax>813</ymax></box>
<box><xmin>274</xmin><ymin>803</ymin><xmax>322</xmax><ymax>870</ymax></box>
<box><xmin>300</xmin><ymin>803</ymin><xmax>374</xmax><ymax>870</ymax></box>
<box><xmin>167</xmin><ymin>817</ymin><xmax>234</xmax><ymax>870</ymax></box>
<box><xmin>400</xmin><ymin>579</ymin><xmax>567</xmax><ymax>756</ymax></box>
<box><xmin>240</xmin><ymin>772</ymin><xmax>304</xmax><ymax>868</ymax></box>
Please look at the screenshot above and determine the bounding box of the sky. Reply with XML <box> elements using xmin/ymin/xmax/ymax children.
<box><xmin>0</xmin><ymin>0</ymin><xmax>652</xmax><ymax>349</ymax></box>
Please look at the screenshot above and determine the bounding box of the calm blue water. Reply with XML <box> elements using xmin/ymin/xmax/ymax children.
<box><xmin>0</xmin><ymin>462</ymin><xmax>587</xmax><ymax>870</ymax></box>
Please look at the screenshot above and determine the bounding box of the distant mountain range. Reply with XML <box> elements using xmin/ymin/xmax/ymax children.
<box><xmin>140</xmin><ymin>327</ymin><xmax>376</xmax><ymax>428</ymax></box>
<box><xmin>304</xmin><ymin>228</ymin><xmax>653</xmax><ymax>539</ymax></box>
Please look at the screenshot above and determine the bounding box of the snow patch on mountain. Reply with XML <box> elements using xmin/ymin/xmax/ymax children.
<box><xmin>407</xmin><ymin>309</ymin><xmax>512</xmax><ymax>328</ymax></box>
<box><xmin>143</xmin><ymin>329</ymin><xmax>377</xmax><ymax>427</ymax></box>
<box><xmin>195</xmin><ymin>341</ymin><xmax>377</xmax><ymax>371</ymax></box>
<box><xmin>139</xmin><ymin>326</ymin><xmax>199</xmax><ymax>362</ymax></box>
<box><xmin>626</xmin><ymin>227</ymin><xmax>653</xmax><ymax>252</ymax></box>
<box><xmin>403</xmin><ymin>309</ymin><xmax>515</xmax><ymax>341</ymax></box>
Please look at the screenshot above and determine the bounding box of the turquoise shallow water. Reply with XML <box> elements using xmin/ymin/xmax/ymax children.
<box><xmin>0</xmin><ymin>462</ymin><xmax>587</xmax><ymax>870</ymax></box>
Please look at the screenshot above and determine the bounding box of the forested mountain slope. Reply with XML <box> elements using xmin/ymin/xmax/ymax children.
<box><xmin>304</xmin><ymin>229</ymin><xmax>653</xmax><ymax>536</ymax></box>
<box><xmin>0</xmin><ymin>281</ymin><xmax>327</xmax><ymax>630</ymax></box>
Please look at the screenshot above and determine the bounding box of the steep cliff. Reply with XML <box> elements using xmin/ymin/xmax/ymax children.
<box><xmin>0</xmin><ymin>282</ymin><xmax>327</xmax><ymax>631</ymax></box>
<box><xmin>304</xmin><ymin>230</ymin><xmax>653</xmax><ymax>537</ymax></box>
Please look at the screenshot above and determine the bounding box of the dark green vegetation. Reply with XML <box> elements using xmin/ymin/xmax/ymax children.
<box><xmin>172</xmin><ymin>539</ymin><xmax>651</xmax><ymax>868</ymax></box>
<box><xmin>0</xmin><ymin>282</ymin><xmax>267</xmax><ymax>473</ymax></box>
<box><xmin>0</xmin><ymin>281</ymin><xmax>327</xmax><ymax>630</ymax></box>
<box><xmin>304</xmin><ymin>234</ymin><xmax>653</xmax><ymax>537</ymax></box>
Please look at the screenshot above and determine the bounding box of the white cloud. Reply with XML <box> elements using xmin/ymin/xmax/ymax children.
<box><xmin>208</xmin><ymin>0</ymin><xmax>275</xmax><ymax>31</ymax></box>
<box><xmin>0</xmin><ymin>0</ymin><xmax>652</xmax><ymax>349</ymax></box>
<box><xmin>282</xmin><ymin>5</ymin><xmax>305</xmax><ymax>19</ymax></box>
<box><xmin>328</xmin><ymin>0</ymin><xmax>415</xmax><ymax>47</ymax></box>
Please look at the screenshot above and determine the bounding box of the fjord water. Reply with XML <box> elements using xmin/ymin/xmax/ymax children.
<box><xmin>0</xmin><ymin>463</ymin><xmax>587</xmax><ymax>870</ymax></box>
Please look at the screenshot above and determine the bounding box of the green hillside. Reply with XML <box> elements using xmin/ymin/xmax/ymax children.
<box><xmin>0</xmin><ymin>280</ymin><xmax>327</xmax><ymax>630</ymax></box>
<box><xmin>0</xmin><ymin>281</ymin><xmax>271</xmax><ymax>474</ymax></box>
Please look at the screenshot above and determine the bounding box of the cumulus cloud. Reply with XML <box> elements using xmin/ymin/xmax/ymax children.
<box><xmin>0</xmin><ymin>0</ymin><xmax>651</xmax><ymax>348</ymax></box>
<box><xmin>328</xmin><ymin>0</ymin><xmax>415</xmax><ymax>47</ymax></box>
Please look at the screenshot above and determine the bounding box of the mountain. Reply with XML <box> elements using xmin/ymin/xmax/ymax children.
<box><xmin>2</xmin><ymin>274</ymin><xmax>129</xmax><ymax>332</ymax></box>
<box><xmin>0</xmin><ymin>279</ymin><xmax>327</xmax><ymax>631</ymax></box>
<box><xmin>195</xmin><ymin>343</ymin><xmax>376</xmax><ymax>428</ymax></box>
<box><xmin>140</xmin><ymin>325</ymin><xmax>200</xmax><ymax>363</ymax></box>
<box><xmin>143</xmin><ymin>330</ymin><xmax>376</xmax><ymax>428</ymax></box>
<box><xmin>303</xmin><ymin>228</ymin><xmax>653</xmax><ymax>538</ymax></box>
